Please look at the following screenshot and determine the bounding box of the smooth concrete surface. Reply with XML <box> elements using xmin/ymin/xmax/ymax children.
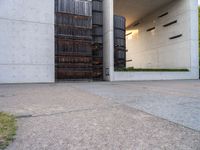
<box><xmin>112</xmin><ymin>0</ymin><xmax>199</xmax><ymax>81</ymax></box>
<box><xmin>103</xmin><ymin>0</ymin><xmax>114</xmax><ymax>81</ymax></box>
<box><xmin>76</xmin><ymin>80</ymin><xmax>200</xmax><ymax>131</ymax></box>
<box><xmin>0</xmin><ymin>0</ymin><xmax>55</xmax><ymax>83</ymax></box>
<box><xmin>114</xmin><ymin>0</ymin><xmax>173</xmax><ymax>27</ymax></box>
<box><xmin>0</xmin><ymin>81</ymin><xmax>200</xmax><ymax>149</ymax></box>
<box><xmin>113</xmin><ymin>71</ymin><xmax>199</xmax><ymax>81</ymax></box>
<box><xmin>125</xmin><ymin>0</ymin><xmax>197</xmax><ymax>70</ymax></box>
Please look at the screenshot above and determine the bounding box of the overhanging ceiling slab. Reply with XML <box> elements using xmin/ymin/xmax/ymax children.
<box><xmin>114</xmin><ymin>0</ymin><xmax>174</xmax><ymax>27</ymax></box>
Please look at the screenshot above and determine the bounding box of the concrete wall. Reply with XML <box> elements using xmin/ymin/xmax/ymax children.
<box><xmin>113</xmin><ymin>0</ymin><xmax>199</xmax><ymax>81</ymax></box>
<box><xmin>126</xmin><ymin>0</ymin><xmax>196</xmax><ymax>69</ymax></box>
<box><xmin>0</xmin><ymin>0</ymin><xmax>198</xmax><ymax>83</ymax></box>
<box><xmin>0</xmin><ymin>0</ymin><xmax>55</xmax><ymax>83</ymax></box>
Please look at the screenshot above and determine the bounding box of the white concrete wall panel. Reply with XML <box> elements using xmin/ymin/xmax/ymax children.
<box><xmin>0</xmin><ymin>65</ymin><xmax>54</xmax><ymax>83</ymax></box>
<box><xmin>0</xmin><ymin>0</ymin><xmax>54</xmax><ymax>24</ymax></box>
<box><xmin>0</xmin><ymin>0</ymin><xmax>55</xmax><ymax>83</ymax></box>
<box><xmin>0</xmin><ymin>19</ymin><xmax>54</xmax><ymax>65</ymax></box>
<box><xmin>126</xmin><ymin>0</ymin><xmax>193</xmax><ymax>69</ymax></box>
<box><xmin>113</xmin><ymin>71</ymin><xmax>197</xmax><ymax>81</ymax></box>
<box><xmin>114</xmin><ymin>0</ymin><xmax>199</xmax><ymax>81</ymax></box>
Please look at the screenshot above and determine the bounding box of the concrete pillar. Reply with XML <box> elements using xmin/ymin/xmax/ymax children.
<box><xmin>189</xmin><ymin>0</ymin><xmax>199</xmax><ymax>78</ymax></box>
<box><xmin>103</xmin><ymin>0</ymin><xmax>114</xmax><ymax>81</ymax></box>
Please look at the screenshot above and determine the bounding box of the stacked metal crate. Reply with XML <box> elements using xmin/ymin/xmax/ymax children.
<box><xmin>55</xmin><ymin>0</ymin><xmax>93</xmax><ymax>80</ymax></box>
<box><xmin>92</xmin><ymin>0</ymin><xmax>103</xmax><ymax>80</ymax></box>
<box><xmin>114</xmin><ymin>15</ymin><xmax>126</xmax><ymax>69</ymax></box>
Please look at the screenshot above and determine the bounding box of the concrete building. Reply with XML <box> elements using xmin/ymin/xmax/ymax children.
<box><xmin>0</xmin><ymin>0</ymin><xmax>199</xmax><ymax>83</ymax></box>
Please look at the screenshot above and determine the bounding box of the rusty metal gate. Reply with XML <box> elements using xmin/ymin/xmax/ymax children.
<box><xmin>92</xmin><ymin>0</ymin><xmax>103</xmax><ymax>80</ymax></box>
<box><xmin>114</xmin><ymin>15</ymin><xmax>126</xmax><ymax>69</ymax></box>
<box><xmin>55</xmin><ymin>0</ymin><xmax>93</xmax><ymax>80</ymax></box>
<box><xmin>55</xmin><ymin>0</ymin><xmax>125</xmax><ymax>80</ymax></box>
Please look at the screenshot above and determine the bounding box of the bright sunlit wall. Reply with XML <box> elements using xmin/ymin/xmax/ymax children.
<box><xmin>125</xmin><ymin>0</ymin><xmax>192</xmax><ymax>69</ymax></box>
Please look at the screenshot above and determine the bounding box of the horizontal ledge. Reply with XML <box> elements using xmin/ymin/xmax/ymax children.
<box><xmin>115</xmin><ymin>68</ymin><xmax>189</xmax><ymax>72</ymax></box>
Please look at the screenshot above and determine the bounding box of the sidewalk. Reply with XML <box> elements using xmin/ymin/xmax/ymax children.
<box><xmin>0</xmin><ymin>82</ymin><xmax>199</xmax><ymax>150</ymax></box>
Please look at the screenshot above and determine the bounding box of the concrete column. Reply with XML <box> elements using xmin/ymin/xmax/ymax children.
<box><xmin>103</xmin><ymin>0</ymin><xmax>114</xmax><ymax>81</ymax></box>
<box><xmin>189</xmin><ymin>0</ymin><xmax>199</xmax><ymax>78</ymax></box>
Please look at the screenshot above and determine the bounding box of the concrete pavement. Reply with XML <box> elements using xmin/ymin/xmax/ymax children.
<box><xmin>0</xmin><ymin>81</ymin><xmax>199</xmax><ymax>150</ymax></box>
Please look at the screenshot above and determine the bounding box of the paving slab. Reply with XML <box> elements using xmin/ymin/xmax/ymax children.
<box><xmin>75</xmin><ymin>80</ymin><xmax>200</xmax><ymax>131</ymax></box>
<box><xmin>0</xmin><ymin>81</ymin><xmax>199</xmax><ymax>150</ymax></box>
<box><xmin>7</xmin><ymin>106</ymin><xmax>200</xmax><ymax>150</ymax></box>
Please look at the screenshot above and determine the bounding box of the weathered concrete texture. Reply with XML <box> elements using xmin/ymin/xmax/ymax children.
<box><xmin>0</xmin><ymin>81</ymin><xmax>200</xmax><ymax>150</ymax></box>
<box><xmin>76</xmin><ymin>80</ymin><xmax>200</xmax><ymax>131</ymax></box>
<box><xmin>8</xmin><ymin>106</ymin><xmax>200</xmax><ymax>150</ymax></box>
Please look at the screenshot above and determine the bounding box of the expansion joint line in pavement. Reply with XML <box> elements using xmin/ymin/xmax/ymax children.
<box><xmin>15</xmin><ymin>104</ymin><xmax>120</xmax><ymax>119</ymax></box>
